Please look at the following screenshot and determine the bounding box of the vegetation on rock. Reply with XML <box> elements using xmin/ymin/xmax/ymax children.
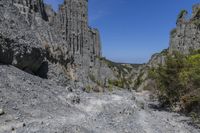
<box><xmin>149</xmin><ymin>51</ymin><xmax>200</xmax><ymax>115</ymax></box>
<box><xmin>177</xmin><ymin>10</ymin><xmax>188</xmax><ymax>19</ymax></box>
<box><xmin>100</xmin><ymin>57</ymin><xmax>140</xmax><ymax>89</ymax></box>
<box><xmin>170</xmin><ymin>28</ymin><xmax>177</xmax><ymax>36</ymax></box>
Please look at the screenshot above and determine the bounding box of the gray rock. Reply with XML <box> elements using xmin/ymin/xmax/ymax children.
<box><xmin>0</xmin><ymin>34</ymin><xmax>45</xmax><ymax>73</ymax></box>
<box><xmin>169</xmin><ymin>4</ymin><xmax>200</xmax><ymax>54</ymax></box>
<box><xmin>135</xmin><ymin>4</ymin><xmax>200</xmax><ymax>91</ymax></box>
<box><xmin>0</xmin><ymin>0</ymin><xmax>105</xmax><ymax>86</ymax></box>
<box><xmin>52</xmin><ymin>0</ymin><xmax>102</xmax><ymax>84</ymax></box>
<box><xmin>0</xmin><ymin>66</ymin><xmax>199</xmax><ymax>132</ymax></box>
<box><xmin>0</xmin><ymin>108</ymin><xmax>4</xmax><ymax>115</ymax></box>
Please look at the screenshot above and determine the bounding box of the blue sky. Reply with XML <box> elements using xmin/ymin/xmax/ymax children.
<box><xmin>44</xmin><ymin>0</ymin><xmax>199</xmax><ymax>63</ymax></box>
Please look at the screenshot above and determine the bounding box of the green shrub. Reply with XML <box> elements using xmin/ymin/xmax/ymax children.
<box><xmin>134</xmin><ymin>72</ymin><xmax>144</xmax><ymax>88</ymax></box>
<box><xmin>89</xmin><ymin>73</ymin><xmax>103</xmax><ymax>87</ymax></box>
<box><xmin>85</xmin><ymin>85</ymin><xmax>92</xmax><ymax>93</ymax></box>
<box><xmin>108</xmin><ymin>84</ymin><xmax>114</xmax><ymax>92</ymax></box>
<box><xmin>192</xmin><ymin>19</ymin><xmax>200</xmax><ymax>27</ymax></box>
<box><xmin>108</xmin><ymin>78</ymin><xmax>130</xmax><ymax>89</ymax></box>
<box><xmin>148</xmin><ymin>69</ymin><xmax>157</xmax><ymax>79</ymax></box>
<box><xmin>181</xmin><ymin>89</ymin><xmax>200</xmax><ymax>113</ymax></box>
<box><xmin>190</xmin><ymin>112</ymin><xmax>200</xmax><ymax>124</ymax></box>
<box><xmin>108</xmin><ymin>79</ymin><xmax>123</xmax><ymax>88</ymax></box>
<box><xmin>177</xmin><ymin>10</ymin><xmax>188</xmax><ymax>19</ymax></box>
<box><xmin>170</xmin><ymin>28</ymin><xmax>177</xmax><ymax>36</ymax></box>
<box><xmin>191</xmin><ymin>8</ymin><xmax>200</xmax><ymax>27</ymax></box>
<box><xmin>194</xmin><ymin>8</ymin><xmax>200</xmax><ymax>19</ymax></box>
<box><xmin>89</xmin><ymin>73</ymin><xmax>96</xmax><ymax>82</ymax></box>
<box><xmin>160</xmin><ymin>49</ymin><xmax>168</xmax><ymax>56</ymax></box>
<box><xmin>150</xmin><ymin>51</ymin><xmax>200</xmax><ymax>113</ymax></box>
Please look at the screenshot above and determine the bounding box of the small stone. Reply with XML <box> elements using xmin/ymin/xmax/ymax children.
<box><xmin>93</xmin><ymin>86</ymin><xmax>103</xmax><ymax>92</ymax></box>
<box><xmin>131</xmin><ymin>96</ymin><xmax>136</xmax><ymax>101</ymax></box>
<box><xmin>23</xmin><ymin>123</ymin><xmax>26</xmax><ymax>127</ymax></box>
<box><xmin>66</xmin><ymin>86</ymin><xmax>73</xmax><ymax>92</ymax></box>
<box><xmin>0</xmin><ymin>108</ymin><xmax>5</xmax><ymax>115</ymax></box>
<box><xmin>11</xmin><ymin>127</ymin><xmax>15</xmax><ymax>131</ymax></box>
<box><xmin>15</xmin><ymin>117</ymin><xmax>19</xmax><ymax>120</ymax></box>
<box><xmin>71</xmin><ymin>95</ymin><xmax>80</xmax><ymax>104</ymax></box>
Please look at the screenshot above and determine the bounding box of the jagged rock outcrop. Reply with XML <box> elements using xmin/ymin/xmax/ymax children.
<box><xmin>169</xmin><ymin>4</ymin><xmax>200</xmax><ymax>54</ymax></box>
<box><xmin>0</xmin><ymin>0</ymin><xmax>74</xmax><ymax>85</ymax></box>
<box><xmin>146</xmin><ymin>4</ymin><xmax>200</xmax><ymax>69</ymax></box>
<box><xmin>53</xmin><ymin>0</ymin><xmax>102</xmax><ymax>83</ymax></box>
<box><xmin>143</xmin><ymin>4</ymin><xmax>200</xmax><ymax>70</ymax></box>
<box><xmin>45</xmin><ymin>0</ymin><xmax>102</xmax><ymax>84</ymax></box>
<box><xmin>13</xmin><ymin>0</ymin><xmax>48</xmax><ymax>21</ymax></box>
<box><xmin>0</xmin><ymin>0</ymin><xmax>104</xmax><ymax>86</ymax></box>
<box><xmin>0</xmin><ymin>34</ymin><xmax>45</xmax><ymax>73</ymax></box>
<box><xmin>54</xmin><ymin>0</ymin><xmax>101</xmax><ymax>58</ymax></box>
<box><xmin>0</xmin><ymin>0</ymin><xmax>46</xmax><ymax>74</ymax></box>
<box><xmin>134</xmin><ymin>4</ymin><xmax>200</xmax><ymax>91</ymax></box>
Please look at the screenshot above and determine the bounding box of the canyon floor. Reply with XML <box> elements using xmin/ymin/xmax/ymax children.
<box><xmin>0</xmin><ymin>65</ymin><xmax>200</xmax><ymax>133</ymax></box>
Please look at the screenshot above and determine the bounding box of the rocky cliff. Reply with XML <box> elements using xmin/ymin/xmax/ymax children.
<box><xmin>0</xmin><ymin>0</ymin><xmax>104</xmax><ymax>87</ymax></box>
<box><xmin>149</xmin><ymin>4</ymin><xmax>200</xmax><ymax>67</ymax></box>
<box><xmin>134</xmin><ymin>4</ymin><xmax>200</xmax><ymax>91</ymax></box>
<box><xmin>52</xmin><ymin>0</ymin><xmax>103</xmax><ymax>85</ymax></box>
<box><xmin>169</xmin><ymin>4</ymin><xmax>200</xmax><ymax>54</ymax></box>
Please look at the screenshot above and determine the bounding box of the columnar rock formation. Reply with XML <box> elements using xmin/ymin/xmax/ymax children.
<box><xmin>51</xmin><ymin>0</ymin><xmax>102</xmax><ymax>83</ymax></box>
<box><xmin>169</xmin><ymin>4</ymin><xmax>200</xmax><ymax>54</ymax></box>
<box><xmin>13</xmin><ymin>0</ymin><xmax>48</xmax><ymax>21</ymax></box>
<box><xmin>54</xmin><ymin>0</ymin><xmax>101</xmax><ymax>64</ymax></box>
<box><xmin>12</xmin><ymin>0</ymin><xmax>102</xmax><ymax>61</ymax></box>
<box><xmin>0</xmin><ymin>0</ymin><xmax>103</xmax><ymax>85</ymax></box>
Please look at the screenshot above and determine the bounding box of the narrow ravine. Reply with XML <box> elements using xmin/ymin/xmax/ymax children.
<box><xmin>0</xmin><ymin>65</ymin><xmax>199</xmax><ymax>133</ymax></box>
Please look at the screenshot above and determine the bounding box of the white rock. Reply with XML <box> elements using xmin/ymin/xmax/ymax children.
<box><xmin>0</xmin><ymin>108</ymin><xmax>5</xmax><ymax>115</ymax></box>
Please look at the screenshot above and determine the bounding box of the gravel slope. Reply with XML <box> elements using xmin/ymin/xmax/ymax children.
<box><xmin>0</xmin><ymin>65</ymin><xmax>199</xmax><ymax>133</ymax></box>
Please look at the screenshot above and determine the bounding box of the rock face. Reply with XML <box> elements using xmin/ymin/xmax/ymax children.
<box><xmin>169</xmin><ymin>4</ymin><xmax>200</xmax><ymax>54</ymax></box>
<box><xmin>53</xmin><ymin>0</ymin><xmax>102</xmax><ymax>83</ymax></box>
<box><xmin>144</xmin><ymin>4</ymin><xmax>200</xmax><ymax>69</ymax></box>
<box><xmin>147</xmin><ymin>4</ymin><xmax>200</xmax><ymax>69</ymax></box>
<box><xmin>134</xmin><ymin>4</ymin><xmax>200</xmax><ymax>91</ymax></box>
<box><xmin>144</xmin><ymin>4</ymin><xmax>200</xmax><ymax>72</ymax></box>
<box><xmin>0</xmin><ymin>0</ymin><xmax>103</xmax><ymax>86</ymax></box>
<box><xmin>13</xmin><ymin>0</ymin><xmax>48</xmax><ymax>21</ymax></box>
<box><xmin>0</xmin><ymin>34</ymin><xmax>45</xmax><ymax>74</ymax></box>
<box><xmin>0</xmin><ymin>0</ymin><xmax>47</xmax><ymax>74</ymax></box>
<box><xmin>55</xmin><ymin>0</ymin><xmax>101</xmax><ymax>59</ymax></box>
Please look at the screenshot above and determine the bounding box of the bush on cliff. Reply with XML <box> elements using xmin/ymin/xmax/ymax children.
<box><xmin>177</xmin><ymin>10</ymin><xmax>188</xmax><ymax>19</ymax></box>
